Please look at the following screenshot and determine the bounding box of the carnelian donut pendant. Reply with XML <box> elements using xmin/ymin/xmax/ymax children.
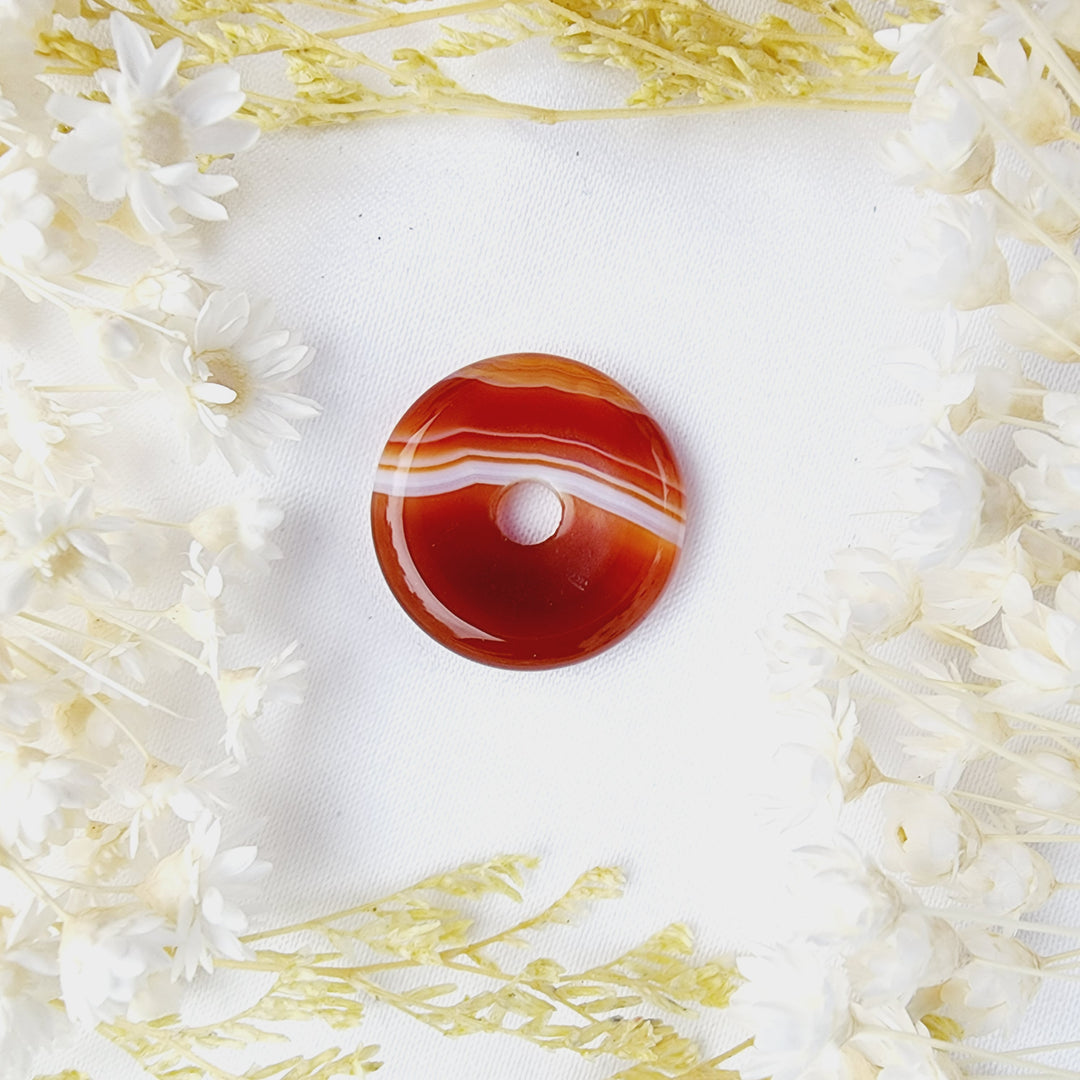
<box><xmin>370</xmin><ymin>353</ymin><xmax>686</xmax><ymax>669</ymax></box>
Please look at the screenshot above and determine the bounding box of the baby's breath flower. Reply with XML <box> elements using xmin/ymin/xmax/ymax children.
<box><xmin>138</xmin><ymin>813</ymin><xmax>269</xmax><ymax>979</ymax></box>
<box><xmin>48</xmin><ymin>14</ymin><xmax>257</xmax><ymax>235</ymax></box>
<box><xmin>166</xmin><ymin>289</ymin><xmax>319</xmax><ymax>473</ymax></box>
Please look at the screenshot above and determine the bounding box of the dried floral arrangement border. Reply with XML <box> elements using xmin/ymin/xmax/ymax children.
<box><xmin>6</xmin><ymin>0</ymin><xmax>1080</xmax><ymax>1078</ymax></box>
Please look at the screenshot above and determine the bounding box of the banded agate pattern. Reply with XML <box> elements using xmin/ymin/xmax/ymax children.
<box><xmin>371</xmin><ymin>353</ymin><xmax>686</xmax><ymax>668</ymax></box>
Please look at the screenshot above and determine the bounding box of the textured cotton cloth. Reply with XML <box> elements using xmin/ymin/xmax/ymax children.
<box><xmin>36</xmin><ymin>54</ymin><xmax>942</xmax><ymax>1078</ymax></box>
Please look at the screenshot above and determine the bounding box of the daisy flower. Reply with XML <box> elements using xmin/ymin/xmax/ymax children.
<box><xmin>0</xmin><ymin>150</ymin><xmax>88</xmax><ymax>283</ymax></box>
<box><xmin>0</xmin><ymin>735</ymin><xmax>102</xmax><ymax>855</ymax></box>
<box><xmin>188</xmin><ymin>497</ymin><xmax>284</xmax><ymax>574</ymax></box>
<box><xmin>138</xmin><ymin>813</ymin><xmax>270</xmax><ymax>979</ymax></box>
<box><xmin>48</xmin><ymin>13</ymin><xmax>258</xmax><ymax>235</ymax></box>
<box><xmin>58</xmin><ymin>910</ymin><xmax>172</xmax><ymax>1027</ymax></box>
<box><xmin>168</xmin><ymin>289</ymin><xmax>319</xmax><ymax>473</ymax></box>
<box><xmin>0</xmin><ymin>487</ymin><xmax>131</xmax><ymax>615</ymax></box>
<box><xmin>218</xmin><ymin>641</ymin><xmax>306</xmax><ymax>762</ymax></box>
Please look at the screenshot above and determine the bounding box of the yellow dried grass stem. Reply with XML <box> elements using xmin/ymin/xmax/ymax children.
<box><xmin>39</xmin><ymin>0</ymin><xmax>919</xmax><ymax>131</ymax></box>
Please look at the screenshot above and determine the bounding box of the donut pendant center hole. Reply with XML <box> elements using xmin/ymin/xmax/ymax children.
<box><xmin>494</xmin><ymin>480</ymin><xmax>564</xmax><ymax>546</ymax></box>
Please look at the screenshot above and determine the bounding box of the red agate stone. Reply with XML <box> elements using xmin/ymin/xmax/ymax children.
<box><xmin>370</xmin><ymin>353</ymin><xmax>686</xmax><ymax>669</ymax></box>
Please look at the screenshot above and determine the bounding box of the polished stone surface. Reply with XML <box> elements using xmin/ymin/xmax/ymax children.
<box><xmin>371</xmin><ymin>353</ymin><xmax>685</xmax><ymax>668</ymax></box>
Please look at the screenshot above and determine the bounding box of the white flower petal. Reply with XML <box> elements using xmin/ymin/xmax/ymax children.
<box><xmin>110</xmin><ymin>13</ymin><xmax>155</xmax><ymax>83</ymax></box>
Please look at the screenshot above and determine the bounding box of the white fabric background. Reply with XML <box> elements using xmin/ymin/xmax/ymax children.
<box><xmin>31</xmin><ymin>48</ymin><xmax>951</xmax><ymax>1078</ymax></box>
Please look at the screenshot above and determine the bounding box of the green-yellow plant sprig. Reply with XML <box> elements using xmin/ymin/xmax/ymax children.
<box><xmin>39</xmin><ymin>0</ymin><xmax>924</xmax><ymax>131</ymax></box>
<box><xmin>43</xmin><ymin>857</ymin><xmax>745</xmax><ymax>1080</ymax></box>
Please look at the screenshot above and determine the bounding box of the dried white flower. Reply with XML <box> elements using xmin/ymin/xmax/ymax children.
<box><xmin>1041</xmin><ymin>0</ymin><xmax>1080</xmax><ymax>50</ymax></box>
<box><xmin>883</xmin><ymin>84</ymin><xmax>993</xmax><ymax>194</ymax></box>
<box><xmin>894</xmin><ymin>198</ymin><xmax>1009</xmax><ymax>311</ymax></box>
<box><xmin>731</xmin><ymin>945</ymin><xmax>856</xmax><ymax>1080</ymax></box>
<box><xmin>48</xmin><ymin>14</ymin><xmax>258</xmax><ymax>235</ymax></box>
<box><xmin>767</xmin><ymin>683</ymin><xmax>878</xmax><ymax>827</ymax></box>
<box><xmin>0</xmin><ymin>487</ymin><xmax>131</xmax><ymax>614</ymax></box>
<box><xmin>996</xmin><ymin>150</ymin><xmax>1080</xmax><ymax>245</ymax></box>
<box><xmin>896</xmin><ymin>692</ymin><xmax>1009</xmax><ymax>792</ymax></box>
<box><xmin>881</xmin><ymin>310</ymin><xmax>978</xmax><ymax>444</ymax></box>
<box><xmin>876</xmin><ymin>2</ymin><xmax>993</xmax><ymax>90</ymax></box>
<box><xmin>952</xmin><ymin>837</ymin><xmax>1054</xmax><ymax>916</ymax></box>
<box><xmin>189</xmin><ymin>497</ymin><xmax>283</xmax><ymax>574</ymax></box>
<box><xmin>0</xmin><ymin>904</ymin><xmax>60</xmax><ymax>1074</ymax></box>
<box><xmin>0</xmin><ymin>150</ymin><xmax>83</xmax><ymax>282</ymax></box>
<box><xmin>921</xmin><ymin>533</ymin><xmax>1034</xmax><ymax>630</ymax></box>
<box><xmin>121</xmin><ymin>758</ymin><xmax>232</xmax><ymax>857</ymax></box>
<box><xmin>165</xmin><ymin>289</ymin><xmax>319</xmax><ymax>472</ymax></box>
<box><xmin>128</xmin><ymin>266</ymin><xmax>209</xmax><ymax>320</ymax></box>
<box><xmin>823</xmin><ymin>548</ymin><xmax>922</xmax><ymax>641</ymax></box>
<box><xmin>894</xmin><ymin>429</ymin><xmax>1021</xmax><ymax>568</ymax></box>
<box><xmin>999</xmin><ymin>258</ymin><xmax>1080</xmax><ymax>362</ymax></box>
<box><xmin>138</xmin><ymin>813</ymin><xmax>269</xmax><ymax>979</ymax></box>
<box><xmin>58</xmin><ymin>910</ymin><xmax>172</xmax><ymax>1027</ymax></box>
<box><xmin>881</xmin><ymin>789</ymin><xmax>981</xmax><ymax>886</ymax></box>
<box><xmin>936</xmin><ymin>930</ymin><xmax>1041</xmax><ymax>1036</ymax></box>
<box><xmin>218</xmin><ymin>641</ymin><xmax>306</xmax><ymax>763</ymax></box>
<box><xmin>168</xmin><ymin>542</ymin><xmax>238</xmax><ymax>673</ymax></box>
<box><xmin>761</xmin><ymin>595</ymin><xmax>856</xmax><ymax>694</ymax></box>
<box><xmin>847</xmin><ymin>908</ymin><xmax>959</xmax><ymax>1007</ymax></box>
<box><xmin>792</xmin><ymin>839</ymin><xmax>905</xmax><ymax>952</ymax></box>
<box><xmin>0</xmin><ymin>678</ymin><xmax>46</xmax><ymax>735</ymax></box>
<box><xmin>977</xmin><ymin>39</ymin><xmax>1071</xmax><ymax>146</ymax></box>
<box><xmin>998</xmin><ymin>750</ymin><xmax>1080</xmax><ymax>831</ymax></box>
<box><xmin>0</xmin><ymin>366</ymin><xmax>106</xmax><ymax>488</ymax></box>
<box><xmin>0</xmin><ymin>735</ymin><xmax>101</xmax><ymax>855</ymax></box>
<box><xmin>849</xmin><ymin>1002</ymin><xmax>953</xmax><ymax>1080</ymax></box>
<box><xmin>974</xmin><ymin>574</ymin><xmax>1080</xmax><ymax>709</ymax></box>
